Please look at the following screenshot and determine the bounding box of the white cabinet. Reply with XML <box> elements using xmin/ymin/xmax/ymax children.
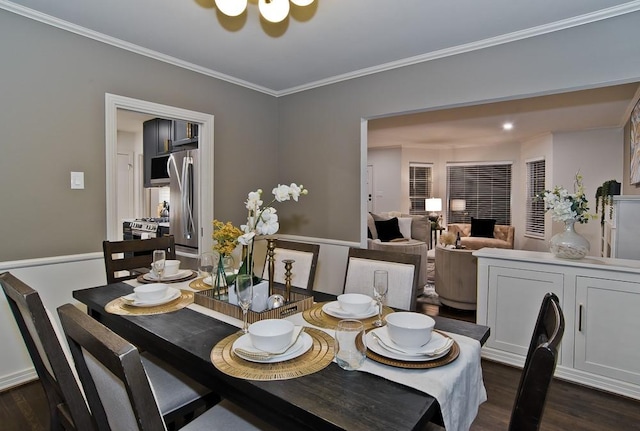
<box><xmin>475</xmin><ymin>248</ymin><xmax>640</xmax><ymax>400</ymax></box>
<box><xmin>601</xmin><ymin>196</ymin><xmax>640</xmax><ymax>259</ymax></box>
<box><xmin>575</xmin><ymin>276</ymin><xmax>640</xmax><ymax>386</ymax></box>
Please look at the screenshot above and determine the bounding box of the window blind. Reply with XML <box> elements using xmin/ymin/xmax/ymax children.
<box><xmin>446</xmin><ymin>163</ymin><xmax>512</xmax><ymax>225</ymax></box>
<box><xmin>526</xmin><ymin>159</ymin><xmax>546</xmax><ymax>237</ymax></box>
<box><xmin>409</xmin><ymin>163</ymin><xmax>433</xmax><ymax>215</ymax></box>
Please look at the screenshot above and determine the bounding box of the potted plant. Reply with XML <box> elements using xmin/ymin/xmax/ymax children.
<box><xmin>595</xmin><ymin>180</ymin><xmax>621</xmax><ymax>224</ymax></box>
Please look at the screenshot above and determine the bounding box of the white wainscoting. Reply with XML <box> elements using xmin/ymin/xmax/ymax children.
<box><xmin>0</xmin><ymin>237</ymin><xmax>358</xmax><ymax>391</ymax></box>
<box><xmin>0</xmin><ymin>253</ymin><xmax>106</xmax><ymax>391</ymax></box>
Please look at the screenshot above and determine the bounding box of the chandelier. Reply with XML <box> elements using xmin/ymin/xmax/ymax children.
<box><xmin>215</xmin><ymin>0</ymin><xmax>315</xmax><ymax>23</ymax></box>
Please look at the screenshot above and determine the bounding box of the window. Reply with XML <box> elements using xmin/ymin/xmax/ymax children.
<box><xmin>409</xmin><ymin>163</ymin><xmax>433</xmax><ymax>215</ymax></box>
<box><xmin>446</xmin><ymin>163</ymin><xmax>512</xmax><ymax>225</ymax></box>
<box><xmin>526</xmin><ymin>158</ymin><xmax>546</xmax><ymax>237</ymax></box>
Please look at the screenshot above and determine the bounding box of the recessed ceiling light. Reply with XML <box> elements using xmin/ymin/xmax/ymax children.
<box><xmin>502</xmin><ymin>122</ymin><xmax>514</xmax><ymax>131</ymax></box>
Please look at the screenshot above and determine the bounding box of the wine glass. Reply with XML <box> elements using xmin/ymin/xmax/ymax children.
<box><xmin>198</xmin><ymin>252</ymin><xmax>215</xmax><ymax>281</ymax></box>
<box><xmin>235</xmin><ymin>274</ymin><xmax>253</xmax><ymax>333</ymax></box>
<box><xmin>152</xmin><ymin>250</ymin><xmax>166</xmax><ymax>282</ymax></box>
<box><xmin>373</xmin><ymin>270</ymin><xmax>388</xmax><ymax>327</ymax></box>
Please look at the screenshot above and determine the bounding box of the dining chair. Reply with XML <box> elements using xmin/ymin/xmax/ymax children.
<box><xmin>103</xmin><ymin>235</ymin><xmax>176</xmax><ymax>284</ymax></box>
<box><xmin>0</xmin><ymin>272</ymin><xmax>95</xmax><ymax>431</ymax></box>
<box><xmin>57</xmin><ymin>303</ymin><xmax>278</xmax><ymax>431</ymax></box>
<box><xmin>343</xmin><ymin>247</ymin><xmax>421</xmax><ymax>311</ymax></box>
<box><xmin>509</xmin><ymin>292</ymin><xmax>565</xmax><ymax>431</ymax></box>
<box><xmin>261</xmin><ymin>239</ymin><xmax>320</xmax><ymax>290</ymax></box>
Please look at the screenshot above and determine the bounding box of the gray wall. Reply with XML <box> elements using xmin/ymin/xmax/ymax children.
<box><xmin>277</xmin><ymin>11</ymin><xmax>640</xmax><ymax>242</ymax></box>
<box><xmin>0</xmin><ymin>10</ymin><xmax>279</xmax><ymax>261</ymax></box>
<box><xmin>1</xmin><ymin>9</ymin><xmax>640</xmax><ymax>260</ymax></box>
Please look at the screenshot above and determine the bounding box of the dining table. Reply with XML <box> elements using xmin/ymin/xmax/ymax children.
<box><xmin>73</xmin><ymin>275</ymin><xmax>490</xmax><ymax>431</ymax></box>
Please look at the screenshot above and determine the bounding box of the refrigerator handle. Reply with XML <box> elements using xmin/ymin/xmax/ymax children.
<box><xmin>181</xmin><ymin>155</ymin><xmax>195</xmax><ymax>240</ymax></box>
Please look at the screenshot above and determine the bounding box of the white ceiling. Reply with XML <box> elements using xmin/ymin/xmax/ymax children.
<box><xmin>5</xmin><ymin>0</ymin><xmax>640</xmax><ymax>143</ymax></box>
<box><xmin>4</xmin><ymin>0</ymin><xmax>640</xmax><ymax>95</ymax></box>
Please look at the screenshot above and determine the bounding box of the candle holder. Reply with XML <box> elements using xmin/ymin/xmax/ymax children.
<box><xmin>266</xmin><ymin>237</ymin><xmax>276</xmax><ymax>296</ymax></box>
<box><xmin>282</xmin><ymin>259</ymin><xmax>295</xmax><ymax>303</ymax></box>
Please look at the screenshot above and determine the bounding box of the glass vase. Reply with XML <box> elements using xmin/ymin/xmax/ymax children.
<box><xmin>214</xmin><ymin>254</ymin><xmax>233</xmax><ymax>299</ymax></box>
<box><xmin>549</xmin><ymin>219</ymin><xmax>590</xmax><ymax>259</ymax></box>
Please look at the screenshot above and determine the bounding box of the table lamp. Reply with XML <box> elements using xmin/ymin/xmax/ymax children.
<box><xmin>425</xmin><ymin>198</ymin><xmax>442</xmax><ymax>227</ymax></box>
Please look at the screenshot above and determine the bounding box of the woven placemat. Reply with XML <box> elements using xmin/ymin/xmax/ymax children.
<box><xmin>136</xmin><ymin>270</ymin><xmax>197</xmax><ymax>284</ymax></box>
<box><xmin>365</xmin><ymin>330</ymin><xmax>459</xmax><ymax>369</ymax></box>
<box><xmin>211</xmin><ymin>327</ymin><xmax>334</xmax><ymax>381</ymax></box>
<box><xmin>104</xmin><ymin>290</ymin><xmax>194</xmax><ymax>316</ymax></box>
<box><xmin>302</xmin><ymin>302</ymin><xmax>394</xmax><ymax>330</ymax></box>
<box><xmin>188</xmin><ymin>277</ymin><xmax>230</xmax><ymax>293</ymax></box>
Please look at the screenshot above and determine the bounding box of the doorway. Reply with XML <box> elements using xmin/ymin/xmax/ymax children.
<box><xmin>105</xmin><ymin>93</ymin><xmax>215</xmax><ymax>255</ymax></box>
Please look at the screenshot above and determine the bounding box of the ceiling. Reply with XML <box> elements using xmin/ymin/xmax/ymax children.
<box><xmin>5</xmin><ymin>0</ymin><xmax>639</xmax><ymax>144</ymax></box>
<box><xmin>3</xmin><ymin>0</ymin><xmax>640</xmax><ymax>95</ymax></box>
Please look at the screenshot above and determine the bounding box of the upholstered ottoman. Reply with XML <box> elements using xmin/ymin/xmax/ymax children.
<box><xmin>434</xmin><ymin>245</ymin><xmax>477</xmax><ymax>310</ymax></box>
<box><xmin>369</xmin><ymin>239</ymin><xmax>428</xmax><ymax>288</ymax></box>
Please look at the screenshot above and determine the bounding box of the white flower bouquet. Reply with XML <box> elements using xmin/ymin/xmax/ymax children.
<box><xmin>537</xmin><ymin>173</ymin><xmax>594</xmax><ymax>224</ymax></box>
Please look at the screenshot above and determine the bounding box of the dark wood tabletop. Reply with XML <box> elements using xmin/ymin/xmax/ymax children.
<box><xmin>73</xmin><ymin>283</ymin><xmax>489</xmax><ymax>431</ymax></box>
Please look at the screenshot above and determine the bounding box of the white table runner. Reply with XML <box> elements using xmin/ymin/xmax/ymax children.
<box><xmin>123</xmin><ymin>280</ymin><xmax>486</xmax><ymax>430</ymax></box>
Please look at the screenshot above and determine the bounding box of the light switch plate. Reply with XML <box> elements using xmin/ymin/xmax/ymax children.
<box><xmin>71</xmin><ymin>171</ymin><xmax>84</xmax><ymax>189</ymax></box>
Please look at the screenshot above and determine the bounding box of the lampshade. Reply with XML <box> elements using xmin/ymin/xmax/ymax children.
<box><xmin>425</xmin><ymin>198</ymin><xmax>442</xmax><ymax>212</ymax></box>
<box><xmin>291</xmin><ymin>0</ymin><xmax>315</xmax><ymax>5</ymax></box>
<box><xmin>259</xmin><ymin>0</ymin><xmax>290</xmax><ymax>22</ymax></box>
<box><xmin>214</xmin><ymin>0</ymin><xmax>248</xmax><ymax>17</ymax></box>
<box><xmin>450</xmin><ymin>199</ymin><xmax>467</xmax><ymax>212</ymax></box>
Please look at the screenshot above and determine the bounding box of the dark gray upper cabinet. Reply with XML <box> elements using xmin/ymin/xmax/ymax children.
<box><xmin>172</xmin><ymin>120</ymin><xmax>199</xmax><ymax>148</ymax></box>
<box><xmin>143</xmin><ymin>118</ymin><xmax>172</xmax><ymax>187</ymax></box>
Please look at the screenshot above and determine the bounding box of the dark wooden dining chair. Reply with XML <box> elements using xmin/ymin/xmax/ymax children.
<box><xmin>57</xmin><ymin>303</ymin><xmax>278</xmax><ymax>431</ymax></box>
<box><xmin>261</xmin><ymin>239</ymin><xmax>320</xmax><ymax>290</ymax></box>
<box><xmin>102</xmin><ymin>236</ymin><xmax>176</xmax><ymax>284</ymax></box>
<box><xmin>343</xmin><ymin>247</ymin><xmax>421</xmax><ymax>311</ymax></box>
<box><xmin>509</xmin><ymin>292</ymin><xmax>565</xmax><ymax>431</ymax></box>
<box><xmin>0</xmin><ymin>272</ymin><xmax>95</xmax><ymax>431</ymax></box>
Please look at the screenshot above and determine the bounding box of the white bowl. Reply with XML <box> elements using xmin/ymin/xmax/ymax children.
<box><xmin>337</xmin><ymin>293</ymin><xmax>373</xmax><ymax>315</ymax></box>
<box><xmin>163</xmin><ymin>259</ymin><xmax>181</xmax><ymax>276</ymax></box>
<box><xmin>385</xmin><ymin>312</ymin><xmax>435</xmax><ymax>348</ymax></box>
<box><xmin>134</xmin><ymin>283</ymin><xmax>169</xmax><ymax>302</ymax></box>
<box><xmin>248</xmin><ymin>319</ymin><xmax>295</xmax><ymax>353</ymax></box>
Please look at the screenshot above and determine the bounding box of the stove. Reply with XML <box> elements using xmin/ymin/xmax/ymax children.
<box><xmin>123</xmin><ymin>218</ymin><xmax>170</xmax><ymax>240</ymax></box>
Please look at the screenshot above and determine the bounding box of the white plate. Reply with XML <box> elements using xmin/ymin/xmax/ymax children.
<box><xmin>122</xmin><ymin>287</ymin><xmax>181</xmax><ymax>307</ymax></box>
<box><xmin>232</xmin><ymin>331</ymin><xmax>312</xmax><ymax>364</ymax></box>
<box><xmin>366</xmin><ymin>328</ymin><xmax>451</xmax><ymax>362</ymax></box>
<box><xmin>143</xmin><ymin>269</ymin><xmax>193</xmax><ymax>282</ymax></box>
<box><xmin>203</xmin><ymin>276</ymin><xmax>212</xmax><ymax>285</ymax></box>
<box><xmin>322</xmin><ymin>301</ymin><xmax>378</xmax><ymax>319</ymax></box>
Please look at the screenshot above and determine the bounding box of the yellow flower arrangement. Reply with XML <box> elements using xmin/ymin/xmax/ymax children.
<box><xmin>212</xmin><ymin>220</ymin><xmax>242</xmax><ymax>256</ymax></box>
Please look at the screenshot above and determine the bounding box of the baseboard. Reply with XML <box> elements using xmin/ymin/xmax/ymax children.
<box><xmin>0</xmin><ymin>368</ymin><xmax>37</xmax><ymax>392</ymax></box>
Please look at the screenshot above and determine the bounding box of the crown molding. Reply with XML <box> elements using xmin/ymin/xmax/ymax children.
<box><xmin>2</xmin><ymin>0</ymin><xmax>640</xmax><ymax>97</ymax></box>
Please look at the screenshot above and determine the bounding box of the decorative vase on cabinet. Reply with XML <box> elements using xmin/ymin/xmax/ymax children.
<box><xmin>549</xmin><ymin>219</ymin><xmax>590</xmax><ymax>259</ymax></box>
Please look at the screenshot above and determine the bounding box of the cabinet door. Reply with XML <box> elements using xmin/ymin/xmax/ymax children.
<box><xmin>487</xmin><ymin>266</ymin><xmax>564</xmax><ymax>357</ymax></box>
<box><xmin>575</xmin><ymin>276</ymin><xmax>640</xmax><ymax>385</ymax></box>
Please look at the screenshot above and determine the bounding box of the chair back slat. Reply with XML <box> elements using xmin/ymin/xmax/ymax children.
<box><xmin>261</xmin><ymin>240</ymin><xmax>320</xmax><ymax>290</ymax></box>
<box><xmin>509</xmin><ymin>293</ymin><xmax>565</xmax><ymax>431</ymax></box>
<box><xmin>343</xmin><ymin>248</ymin><xmax>421</xmax><ymax>311</ymax></box>
<box><xmin>103</xmin><ymin>236</ymin><xmax>176</xmax><ymax>284</ymax></box>
<box><xmin>0</xmin><ymin>272</ymin><xmax>95</xmax><ymax>431</ymax></box>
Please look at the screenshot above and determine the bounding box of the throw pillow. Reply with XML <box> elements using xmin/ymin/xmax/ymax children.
<box><xmin>367</xmin><ymin>213</ymin><xmax>379</xmax><ymax>239</ymax></box>
<box><xmin>397</xmin><ymin>217</ymin><xmax>413</xmax><ymax>240</ymax></box>
<box><xmin>470</xmin><ymin>217</ymin><xmax>496</xmax><ymax>238</ymax></box>
<box><xmin>374</xmin><ymin>217</ymin><xmax>404</xmax><ymax>242</ymax></box>
<box><xmin>403</xmin><ymin>214</ymin><xmax>430</xmax><ymax>243</ymax></box>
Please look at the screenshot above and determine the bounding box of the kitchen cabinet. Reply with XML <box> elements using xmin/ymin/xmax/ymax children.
<box><xmin>475</xmin><ymin>248</ymin><xmax>640</xmax><ymax>400</ymax></box>
<box><xmin>143</xmin><ymin>118</ymin><xmax>172</xmax><ymax>187</ymax></box>
<box><xmin>172</xmin><ymin>120</ymin><xmax>198</xmax><ymax>146</ymax></box>
<box><xmin>600</xmin><ymin>196</ymin><xmax>640</xmax><ymax>259</ymax></box>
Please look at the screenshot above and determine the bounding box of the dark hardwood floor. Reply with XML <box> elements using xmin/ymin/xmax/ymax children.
<box><xmin>3</xmin><ymin>300</ymin><xmax>640</xmax><ymax>430</ymax></box>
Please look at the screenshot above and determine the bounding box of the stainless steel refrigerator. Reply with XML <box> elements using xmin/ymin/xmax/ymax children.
<box><xmin>168</xmin><ymin>149</ymin><xmax>199</xmax><ymax>252</ymax></box>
